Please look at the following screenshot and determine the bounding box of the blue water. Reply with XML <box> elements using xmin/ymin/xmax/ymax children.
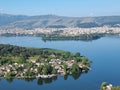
<box><xmin>0</xmin><ymin>36</ymin><xmax>120</xmax><ymax>90</ymax></box>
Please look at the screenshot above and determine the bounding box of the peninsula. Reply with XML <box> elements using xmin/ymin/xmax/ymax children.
<box><xmin>0</xmin><ymin>44</ymin><xmax>91</xmax><ymax>79</ymax></box>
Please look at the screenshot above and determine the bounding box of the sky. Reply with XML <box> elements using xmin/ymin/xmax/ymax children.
<box><xmin>0</xmin><ymin>0</ymin><xmax>120</xmax><ymax>17</ymax></box>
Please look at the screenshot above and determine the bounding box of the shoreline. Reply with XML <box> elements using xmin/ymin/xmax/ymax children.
<box><xmin>0</xmin><ymin>69</ymin><xmax>90</xmax><ymax>79</ymax></box>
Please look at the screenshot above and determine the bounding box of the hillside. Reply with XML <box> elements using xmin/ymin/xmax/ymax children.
<box><xmin>0</xmin><ymin>14</ymin><xmax>120</xmax><ymax>29</ymax></box>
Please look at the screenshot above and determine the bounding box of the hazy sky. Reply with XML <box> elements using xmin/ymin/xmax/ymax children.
<box><xmin>0</xmin><ymin>0</ymin><xmax>120</xmax><ymax>17</ymax></box>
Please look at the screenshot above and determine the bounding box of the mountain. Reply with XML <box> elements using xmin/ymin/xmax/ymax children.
<box><xmin>0</xmin><ymin>13</ymin><xmax>120</xmax><ymax>29</ymax></box>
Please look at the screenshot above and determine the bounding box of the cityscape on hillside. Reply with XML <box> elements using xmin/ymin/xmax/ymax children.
<box><xmin>0</xmin><ymin>14</ymin><xmax>120</xmax><ymax>41</ymax></box>
<box><xmin>0</xmin><ymin>26</ymin><xmax>120</xmax><ymax>36</ymax></box>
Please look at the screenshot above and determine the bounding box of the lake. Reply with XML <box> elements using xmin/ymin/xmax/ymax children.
<box><xmin>0</xmin><ymin>36</ymin><xmax>120</xmax><ymax>90</ymax></box>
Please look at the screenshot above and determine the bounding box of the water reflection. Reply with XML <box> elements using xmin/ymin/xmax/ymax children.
<box><xmin>71</xmin><ymin>72</ymin><xmax>81</xmax><ymax>80</ymax></box>
<box><xmin>24</xmin><ymin>78</ymin><xmax>35</xmax><ymax>82</ymax></box>
<box><xmin>6</xmin><ymin>78</ymin><xmax>14</xmax><ymax>83</ymax></box>
<box><xmin>37</xmin><ymin>76</ymin><xmax>58</xmax><ymax>86</ymax></box>
<box><xmin>4</xmin><ymin>71</ymin><xmax>85</xmax><ymax>86</ymax></box>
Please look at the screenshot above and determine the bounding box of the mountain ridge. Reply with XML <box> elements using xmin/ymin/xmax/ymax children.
<box><xmin>0</xmin><ymin>13</ymin><xmax>120</xmax><ymax>29</ymax></box>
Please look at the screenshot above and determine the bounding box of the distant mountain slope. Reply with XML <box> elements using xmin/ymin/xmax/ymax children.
<box><xmin>0</xmin><ymin>14</ymin><xmax>28</xmax><ymax>26</ymax></box>
<box><xmin>0</xmin><ymin>14</ymin><xmax>120</xmax><ymax>29</ymax></box>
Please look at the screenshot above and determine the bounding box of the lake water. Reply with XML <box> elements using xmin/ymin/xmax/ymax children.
<box><xmin>0</xmin><ymin>36</ymin><xmax>120</xmax><ymax>90</ymax></box>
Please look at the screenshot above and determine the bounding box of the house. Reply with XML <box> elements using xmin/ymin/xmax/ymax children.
<box><xmin>106</xmin><ymin>84</ymin><xmax>112</xmax><ymax>90</ymax></box>
<box><xmin>66</xmin><ymin>60</ymin><xmax>74</xmax><ymax>68</ymax></box>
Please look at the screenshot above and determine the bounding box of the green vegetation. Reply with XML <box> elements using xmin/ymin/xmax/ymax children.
<box><xmin>0</xmin><ymin>44</ymin><xmax>91</xmax><ymax>78</ymax></box>
<box><xmin>112</xmin><ymin>87</ymin><xmax>120</xmax><ymax>90</ymax></box>
<box><xmin>1</xmin><ymin>33</ymin><xmax>104</xmax><ymax>41</ymax></box>
<box><xmin>100</xmin><ymin>82</ymin><xmax>120</xmax><ymax>90</ymax></box>
<box><xmin>42</xmin><ymin>33</ymin><xmax>104</xmax><ymax>41</ymax></box>
<box><xmin>100</xmin><ymin>82</ymin><xmax>107</xmax><ymax>90</ymax></box>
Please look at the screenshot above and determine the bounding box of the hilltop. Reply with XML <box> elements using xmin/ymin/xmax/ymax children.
<box><xmin>1</xmin><ymin>13</ymin><xmax>120</xmax><ymax>29</ymax></box>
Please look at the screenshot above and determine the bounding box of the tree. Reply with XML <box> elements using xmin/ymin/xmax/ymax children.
<box><xmin>52</xmin><ymin>68</ymin><xmax>57</xmax><ymax>74</ymax></box>
<box><xmin>75</xmin><ymin>52</ymin><xmax>80</xmax><ymax>57</ymax></box>
<box><xmin>65</xmin><ymin>52</ymin><xmax>71</xmax><ymax>58</ymax></box>
<box><xmin>71</xmin><ymin>63</ymin><xmax>80</xmax><ymax>74</ymax></box>
<box><xmin>42</xmin><ymin>67</ymin><xmax>48</xmax><ymax>75</ymax></box>
<box><xmin>100</xmin><ymin>82</ymin><xmax>107</xmax><ymax>90</ymax></box>
<box><xmin>6</xmin><ymin>72</ymin><xmax>16</xmax><ymax>78</ymax></box>
<box><xmin>37</xmin><ymin>66</ymin><xmax>43</xmax><ymax>74</ymax></box>
<box><xmin>63</xmin><ymin>63</ymin><xmax>67</xmax><ymax>74</ymax></box>
<box><xmin>81</xmin><ymin>57</ymin><xmax>88</xmax><ymax>64</ymax></box>
<box><xmin>24</xmin><ymin>70</ymin><xmax>35</xmax><ymax>77</ymax></box>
